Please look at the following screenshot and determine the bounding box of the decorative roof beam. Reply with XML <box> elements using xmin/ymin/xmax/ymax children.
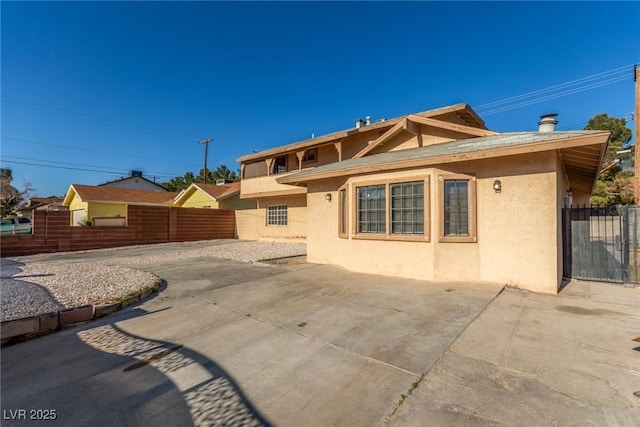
<box><xmin>407</xmin><ymin>115</ymin><xmax>499</xmax><ymax>137</ymax></box>
<box><xmin>353</xmin><ymin>119</ymin><xmax>407</xmax><ymax>159</ymax></box>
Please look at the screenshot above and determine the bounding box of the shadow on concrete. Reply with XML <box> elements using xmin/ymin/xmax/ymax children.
<box><xmin>1</xmin><ymin>306</ymin><xmax>272</xmax><ymax>426</ymax></box>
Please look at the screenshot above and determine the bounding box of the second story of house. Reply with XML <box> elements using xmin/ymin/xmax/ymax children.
<box><xmin>236</xmin><ymin>103</ymin><xmax>496</xmax><ymax>198</ymax></box>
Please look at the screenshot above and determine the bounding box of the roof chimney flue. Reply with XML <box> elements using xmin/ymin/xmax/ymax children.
<box><xmin>355</xmin><ymin>118</ymin><xmax>366</xmax><ymax>129</ymax></box>
<box><xmin>538</xmin><ymin>113</ymin><xmax>558</xmax><ymax>133</ymax></box>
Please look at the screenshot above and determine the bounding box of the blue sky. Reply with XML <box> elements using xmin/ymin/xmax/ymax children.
<box><xmin>2</xmin><ymin>1</ymin><xmax>639</xmax><ymax>197</ymax></box>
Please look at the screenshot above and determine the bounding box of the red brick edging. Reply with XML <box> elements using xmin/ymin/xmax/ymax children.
<box><xmin>0</xmin><ymin>286</ymin><xmax>158</xmax><ymax>346</ymax></box>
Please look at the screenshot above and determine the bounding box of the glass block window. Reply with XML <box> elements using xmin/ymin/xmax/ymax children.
<box><xmin>357</xmin><ymin>185</ymin><xmax>386</xmax><ymax>233</ymax></box>
<box><xmin>391</xmin><ymin>181</ymin><xmax>424</xmax><ymax>235</ymax></box>
<box><xmin>267</xmin><ymin>205</ymin><xmax>288</xmax><ymax>226</ymax></box>
<box><xmin>443</xmin><ymin>180</ymin><xmax>469</xmax><ymax>236</ymax></box>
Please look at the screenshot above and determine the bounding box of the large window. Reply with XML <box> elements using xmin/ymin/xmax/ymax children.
<box><xmin>357</xmin><ymin>185</ymin><xmax>386</xmax><ymax>233</ymax></box>
<box><xmin>439</xmin><ymin>174</ymin><xmax>476</xmax><ymax>242</ymax></box>
<box><xmin>352</xmin><ymin>178</ymin><xmax>429</xmax><ymax>241</ymax></box>
<box><xmin>267</xmin><ymin>205</ymin><xmax>288</xmax><ymax>226</ymax></box>
<box><xmin>391</xmin><ymin>182</ymin><xmax>424</xmax><ymax>235</ymax></box>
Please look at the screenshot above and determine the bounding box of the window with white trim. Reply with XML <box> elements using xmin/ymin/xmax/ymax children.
<box><xmin>267</xmin><ymin>205</ymin><xmax>288</xmax><ymax>226</ymax></box>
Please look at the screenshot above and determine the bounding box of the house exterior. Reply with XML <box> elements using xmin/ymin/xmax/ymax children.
<box><xmin>15</xmin><ymin>197</ymin><xmax>67</xmax><ymax>218</ymax></box>
<box><xmin>99</xmin><ymin>171</ymin><xmax>168</xmax><ymax>192</ymax></box>
<box><xmin>173</xmin><ymin>182</ymin><xmax>255</xmax><ymax>210</ymax></box>
<box><xmin>237</xmin><ymin>104</ymin><xmax>609</xmax><ymax>294</ymax></box>
<box><xmin>63</xmin><ymin>185</ymin><xmax>178</xmax><ymax>226</ymax></box>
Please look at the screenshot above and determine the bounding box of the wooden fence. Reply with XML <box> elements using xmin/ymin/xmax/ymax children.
<box><xmin>1</xmin><ymin>206</ymin><xmax>236</xmax><ymax>257</ymax></box>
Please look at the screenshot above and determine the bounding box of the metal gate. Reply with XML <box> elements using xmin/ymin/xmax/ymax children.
<box><xmin>562</xmin><ymin>206</ymin><xmax>640</xmax><ymax>284</ymax></box>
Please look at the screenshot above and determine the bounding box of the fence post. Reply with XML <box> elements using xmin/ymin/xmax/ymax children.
<box><xmin>621</xmin><ymin>206</ymin><xmax>630</xmax><ymax>283</ymax></box>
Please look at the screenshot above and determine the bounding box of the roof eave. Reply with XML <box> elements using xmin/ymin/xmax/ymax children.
<box><xmin>278</xmin><ymin>132</ymin><xmax>610</xmax><ymax>186</ymax></box>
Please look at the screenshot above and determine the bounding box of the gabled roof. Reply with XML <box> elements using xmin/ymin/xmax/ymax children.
<box><xmin>63</xmin><ymin>185</ymin><xmax>178</xmax><ymax>206</ymax></box>
<box><xmin>173</xmin><ymin>182</ymin><xmax>240</xmax><ymax>205</ymax></box>
<box><xmin>278</xmin><ymin>131</ymin><xmax>610</xmax><ymax>193</ymax></box>
<box><xmin>237</xmin><ymin>103</ymin><xmax>487</xmax><ymax>163</ymax></box>
<box><xmin>99</xmin><ymin>175</ymin><xmax>168</xmax><ymax>191</ymax></box>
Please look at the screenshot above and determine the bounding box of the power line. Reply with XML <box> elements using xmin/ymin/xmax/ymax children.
<box><xmin>1</xmin><ymin>136</ymin><xmax>201</xmax><ymax>169</ymax></box>
<box><xmin>473</xmin><ymin>64</ymin><xmax>636</xmax><ymax>117</ymax></box>
<box><xmin>475</xmin><ymin>64</ymin><xmax>633</xmax><ymax>111</ymax></box>
<box><xmin>0</xmin><ymin>155</ymin><xmax>182</xmax><ymax>178</ymax></box>
<box><xmin>2</xmin><ymin>96</ymin><xmax>202</xmax><ymax>142</ymax></box>
<box><xmin>479</xmin><ymin>74</ymin><xmax>631</xmax><ymax>116</ymax></box>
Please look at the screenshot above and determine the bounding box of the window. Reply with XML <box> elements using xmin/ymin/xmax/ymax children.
<box><xmin>273</xmin><ymin>156</ymin><xmax>287</xmax><ymax>174</ymax></box>
<box><xmin>439</xmin><ymin>174</ymin><xmax>476</xmax><ymax>242</ymax></box>
<box><xmin>357</xmin><ymin>185</ymin><xmax>386</xmax><ymax>233</ymax></box>
<box><xmin>352</xmin><ymin>177</ymin><xmax>429</xmax><ymax>241</ymax></box>
<box><xmin>391</xmin><ymin>182</ymin><xmax>424</xmax><ymax>235</ymax></box>
<box><xmin>339</xmin><ymin>187</ymin><xmax>347</xmax><ymax>237</ymax></box>
<box><xmin>302</xmin><ymin>148</ymin><xmax>317</xmax><ymax>164</ymax></box>
<box><xmin>267</xmin><ymin>205</ymin><xmax>288</xmax><ymax>226</ymax></box>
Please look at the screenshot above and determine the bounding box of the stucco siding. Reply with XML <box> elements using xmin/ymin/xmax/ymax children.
<box><xmin>306</xmin><ymin>151</ymin><xmax>563</xmax><ymax>294</ymax></box>
<box><xmin>220</xmin><ymin>196</ymin><xmax>256</xmax><ymax>210</ymax></box>
<box><xmin>255</xmin><ymin>194</ymin><xmax>307</xmax><ymax>241</ymax></box>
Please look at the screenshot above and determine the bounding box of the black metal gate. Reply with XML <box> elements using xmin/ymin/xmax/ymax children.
<box><xmin>562</xmin><ymin>206</ymin><xmax>640</xmax><ymax>284</ymax></box>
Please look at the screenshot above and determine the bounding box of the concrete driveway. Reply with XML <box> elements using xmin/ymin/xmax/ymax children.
<box><xmin>2</xmin><ymin>241</ymin><xmax>639</xmax><ymax>426</ymax></box>
<box><xmin>1</xmin><ymin>242</ymin><xmax>503</xmax><ymax>426</ymax></box>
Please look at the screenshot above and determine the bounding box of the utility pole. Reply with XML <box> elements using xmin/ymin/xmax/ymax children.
<box><xmin>199</xmin><ymin>138</ymin><xmax>213</xmax><ymax>184</ymax></box>
<box><xmin>634</xmin><ymin>65</ymin><xmax>639</xmax><ymax>204</ymax></box>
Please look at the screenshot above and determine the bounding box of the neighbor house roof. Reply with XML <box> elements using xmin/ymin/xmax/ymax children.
<box><xmin>98</xmin><ymin>174</ymin><xmax>168</xmax><ymax>191</ymax></box>
<box><xmin>173</xmin><ymin>182</ymin><xmax>240</xmax><ymax>205</ymax></box>
<box><xmin>237</xmin><ymin>103</ymin><xmax>487</xmax><ymax>163</ymax></box>
<box><xmin>278</xmin><ymin>131</ymin><xmax>610</xmax><ymax>193</ymax></box>
<box><xmin>63</xmin><ymin>185</ymin><xmax>178</xmax><ymax>206</ymax></box>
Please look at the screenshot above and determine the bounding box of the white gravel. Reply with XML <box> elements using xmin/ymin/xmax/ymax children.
<box><xmin>1</xmin><ymin>241</ymin><xmax>306</xmax><ymax>323</ymax></box>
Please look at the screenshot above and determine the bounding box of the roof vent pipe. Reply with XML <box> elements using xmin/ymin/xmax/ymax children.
<box><xmin>538</xmin><ymin>113</ymin><xmax>558</xmax><ymax>133</ymax></box>
<box><xmin>355</xmin><ymin>119</ymin><xmax>365</xmax><ymax>129</ymax></box>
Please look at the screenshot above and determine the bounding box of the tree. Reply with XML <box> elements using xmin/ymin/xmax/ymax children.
<box><xmin>586</xmin><ymin>114</ymin><xmax>634</xmax><ymax>206</ymax></box>
<box><xmin>161</xmin><ymin>164</ymin><xmax>239</xmax><ymax>192</ymax></box>
<box><xmin>1</xmin><ymin>168</ymin><xmax>34</xmax><ymax>216</ymax></box>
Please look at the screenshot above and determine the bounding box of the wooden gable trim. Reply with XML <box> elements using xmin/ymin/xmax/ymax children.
<box><xmin>406</xmin><ymin>115</ymin><xmax>499</xmax><ymax>137</ymax></box>
<box><xmin>279</xmin><ymin>132</ymin><xmax>609</xmax><ymax>185</ymax></box>
<box><xmin>353</xmin><ymin>119</ymin><xmax>407</xmax><ymax>159</ymax></box>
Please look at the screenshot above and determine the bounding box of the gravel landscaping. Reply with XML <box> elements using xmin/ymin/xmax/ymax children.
<box><xmin>1</xmin><ymin>241</ymin><xmax>307</xmax><ymax>323</ymax></box>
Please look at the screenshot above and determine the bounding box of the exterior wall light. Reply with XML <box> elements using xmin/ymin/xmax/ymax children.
<box><xmin>325</xmin><ymin>193</ymin><xmax>332</xmax><ymax>202</ymax></box>
<box><xmin>493</xmin><ymin>180</ymin><xmax>502</xmax><ymax>193</ymax></box>
<box><xmin>566</xmin><ymin>188</ymin><xmax>573</xmax><ymax>197</ymax></box>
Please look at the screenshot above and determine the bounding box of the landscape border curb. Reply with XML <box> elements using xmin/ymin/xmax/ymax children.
<box><xmin>0</xmin><ymin>284</ymin><xmax>160</xmax><ymax>347</ymax></box>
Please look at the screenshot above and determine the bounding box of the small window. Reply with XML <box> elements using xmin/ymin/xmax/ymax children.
<box><xmin>339</xmin><ymin>187</ymin><xmax>347</xmax><ymax>237</ymax></box>
<box><xmin>357</xmin><ymin>185</ymin><xmax>386</xmax><ymax>234</ymax></box>
<box><xmin>273</xmin><ymin>156</ymin><xmax>287</xmax><ymax>174</ymax></box>
<box><xmin>267</xmin><ymin>205</ymin><xmax>288</xmax><ymax>226</ymax></box>
<box><xmin>302</xmin><ymin>148</ymin><xmax>317</xmax><ymax>164</ymax></box>
<box><xmin>439</xmin><ymin>175</ymin><xmax>476</xmax><ymax>242</ymax></box>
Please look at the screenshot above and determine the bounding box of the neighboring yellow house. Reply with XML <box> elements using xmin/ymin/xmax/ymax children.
<box><xmin>173</xmin><ymin>182</ymin><xmax>255</xmax><ymax>210</ymax></box>
<box><xmin>237</xmin><ymin>104</ymin><xmax>610</xmax><ymax>294</ymax></box>
<box><xmin>62</xmin><ymin>184</ymin><xmax>177</xmax><ymax>226</ymax></box>
<box><xmin>173</xmin><ymin>182</ymin><xmax>258</xmax><ymax>240</ymax></box>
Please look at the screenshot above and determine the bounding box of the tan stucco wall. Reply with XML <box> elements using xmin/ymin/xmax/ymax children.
<box><xmin>241</xmin><ymin>174</ymin><xmax>307</xmax><ymax>198</ymax></box>
<box><xmin>235</xmin><ymin>208</ymin><xmax>259</xmax><ymax>240</ymax></box>
<box><xmin>219</xmin><ymin>196</ymin><xmax>256</xmax><ymax>210</ymax></box>
<box><xmin>306</xmin><ymin>151</ymin><xmax>562</xmax><ymax>294</ymax></box>
<box><xmin>251</xmin><ymin>194</ymin><xmax>307</xmax><ymax>242</ymax></box>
